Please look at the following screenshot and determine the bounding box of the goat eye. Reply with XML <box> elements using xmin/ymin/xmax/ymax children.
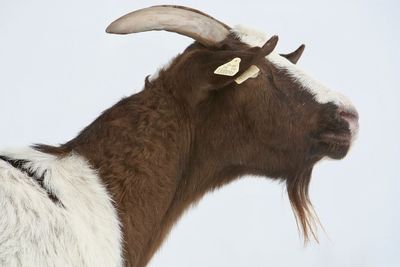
<box><xmin>266</xmin><ymin>72</ymin><xmax>274</xmax><ymax>83</ymax></box>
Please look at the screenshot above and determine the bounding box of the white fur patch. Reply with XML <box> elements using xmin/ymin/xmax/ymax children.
<box><xmin>0</xmin><ymin>147</ymin><xmax>122</xmax><ymax>267</ymax></box>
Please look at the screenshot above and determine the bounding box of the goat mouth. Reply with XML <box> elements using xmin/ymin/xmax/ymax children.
<box><xmin>320</xmin><ymin>132</ymin><xmax>352</xmax><ymax>146</ymax></box>
<box><xmin>316</xmin><ymin>107</ymin><xmax>359</xmax><ymax>158</ymax></box>
<box><xmin>319</xmin><ymin>132</ymin><xmax>352</xmax><ymax>159</ymax></box>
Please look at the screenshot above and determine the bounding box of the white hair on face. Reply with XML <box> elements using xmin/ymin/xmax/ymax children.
<box><xmin>0</xmin><ymin>147</ymin><xmax>122</xmax><ymax>267</ymax></box>
<box><xmin>231</xmin><ymin>25</ymin><xmax>356</xmax><ymax>109</ymax></box>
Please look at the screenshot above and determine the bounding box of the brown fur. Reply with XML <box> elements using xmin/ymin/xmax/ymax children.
<box><xmin>36</xmin><ymin>33</ymin><xmax>354</xmax><ymax>266</ymax></box>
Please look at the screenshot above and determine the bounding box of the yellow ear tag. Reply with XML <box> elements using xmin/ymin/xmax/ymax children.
<box><xmin>214</xmin><ymin>57</ymin><xmax>241</xmax><ymax>76</ymax></box>
<box><xmin>234</xmin><ymin>65</ymin><xmax>260</xmax><ymax>84</ymax></box>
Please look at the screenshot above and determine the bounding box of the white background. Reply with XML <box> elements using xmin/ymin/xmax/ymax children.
<box><xmin>0</xmin><ymin>1</ymin><xmax>398</xmax><ymax>266</ymax></box>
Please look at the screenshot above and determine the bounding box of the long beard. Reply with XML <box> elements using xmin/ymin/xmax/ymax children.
<box><xmin>286</xmin><ymin>167</ymin><xmax>323</xmax><ymax>243</ymax></box>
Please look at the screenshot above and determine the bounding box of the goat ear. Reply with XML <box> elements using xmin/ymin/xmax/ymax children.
<box><xmin>280</xmin><ymin>44</ymin><xmax>305</xmax><ymax>64</ymax></box>
<box><xmin>178</xmin><ymin>36</ymin><xmax>278</xmax><ymax>94</ymax></box>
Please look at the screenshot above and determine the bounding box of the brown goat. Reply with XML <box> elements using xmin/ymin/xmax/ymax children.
<box><xmin>0</xmin><ymin>5</ymin><xmax>359</xmax><ymax>267</ymax></box>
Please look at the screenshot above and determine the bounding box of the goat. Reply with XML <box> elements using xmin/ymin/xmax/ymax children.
<box><xmin>0</xmin><ymin>5</ymin><xmax>359</xmax><ymax>267</ymax></box>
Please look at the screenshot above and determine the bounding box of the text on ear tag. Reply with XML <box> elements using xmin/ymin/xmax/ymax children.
<box><xmin>214</xmin><ymin>57</ymin><xmax>241</xmax><ymax>76</ymax></box>
<box><xmin>234</xmin><ymin>65</ymin><xmax>260</xmax><ymax>84</ymax></box>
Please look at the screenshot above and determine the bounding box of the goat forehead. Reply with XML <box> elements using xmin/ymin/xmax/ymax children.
<box><xmin>232</xmin><ymin>25</ymin><xmax>355</xmax><ymax>109</ymax></box>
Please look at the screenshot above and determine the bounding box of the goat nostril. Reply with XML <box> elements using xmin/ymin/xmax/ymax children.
<box><xmin>339</xmin><ymin>110</ymin><xmax>359</xmax><ymax>121</ymax></box>
<box><xmin>337</xmin><ymin>107</ymin><xmax>359</xmax><ymax>138</ymax></box>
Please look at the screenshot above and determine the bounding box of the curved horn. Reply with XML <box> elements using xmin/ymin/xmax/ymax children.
<box><xmin>280</xmin><ymin>44</ymin><xmax>305</xmax><ymax>64</ymax></box>
<box><xmin>106</xmin><ymin>5</ymin><xmax>231</xmax><ymax>47</ymax></box>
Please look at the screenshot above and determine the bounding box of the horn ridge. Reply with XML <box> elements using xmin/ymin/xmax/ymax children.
<box><xmin>155</xmin><ymin>5</ymin><xmax>231</xmax><ymax>30</ymax></box>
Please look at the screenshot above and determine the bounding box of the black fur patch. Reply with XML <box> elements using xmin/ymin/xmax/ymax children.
<box><xmin>0</xmin><ymin>155</ymin><xmax>64</xmax><ymax>207</ymax></box>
